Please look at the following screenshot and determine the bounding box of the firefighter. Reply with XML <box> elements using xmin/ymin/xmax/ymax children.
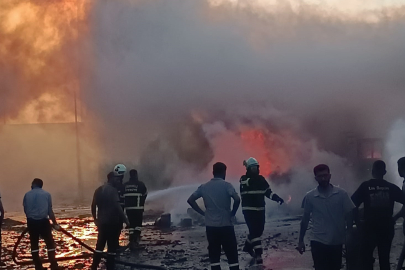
<box><xmin>113</xmin><ymin>164</ymin><xmax>127</xmax><ymax>210</ymax></box>
<box><xmin>124</xmin><ymin>169</ymin><xmax>147</xmax><ymax>250</ymax></box>
<box><xmin>23</xmin><ymin>178</ymin><xmax>61</xmax><ymax>270</ymax></box>
<box><xmin>91</xmin><ymin>172</ymin><xmax>130</xmax><ymax>270</ymax></box>
<box><xmin>240</xmin><ymin>157</ymin><xmax>284</xmax><ymax>268</ymax></box>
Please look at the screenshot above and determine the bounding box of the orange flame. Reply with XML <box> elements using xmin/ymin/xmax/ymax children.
<box><xmin>240</xmin><ymin>127</ymin><xmax>302</xmax><ymax>177</ymax></box>
<box><xmin>241</xmin><ymin>129</ymin><xmax>273</xmax><ymax>176</ymax></box>
<box><xmin>0</xmin><ymin>0</ymin><xmax>90</xmax><ymax>123</ymax></box>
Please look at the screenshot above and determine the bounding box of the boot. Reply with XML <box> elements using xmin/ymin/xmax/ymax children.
<box><xmin>91</xmin><ymin>252</ymin><xmax>103</xmax><ymax>270</ymax></box>
<box><xmin>106</xmin><ymin>254</ymin><xmax>116</xmax><ymax>270</ymax></box>
<box><xmin>48</xmin><ymin>250</ymin><xmax>60</xmax><ymax>270</ymax></box>
<box><xmin>243</xmin><ymin>240</ymin><xmax>255</xmax><ymax>257</ymax></box>
<box><xmin>31</xmin><ymin>252</ymin><xmax>44</xmax><ymax>270</ymax></box>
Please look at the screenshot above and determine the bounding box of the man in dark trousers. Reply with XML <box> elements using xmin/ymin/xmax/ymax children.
<box><xmin>23</xmin><ymin>178</ymin><xmax>61</xmax><ymax>270</ymax></box>
<box><xmin>91</xmin><ymin>172</ymin><xmax>130</xmax><ymax>270</ymax></box>
<box><xmin>187</xmin><ymin>162</ymin><xmax>240</xmax><ymax>270</ymax></box>
<box><xmin>124</xmin><ymin>169</ymin><xmax>147</xmax><ymax>250</ymax></box>
<box><xmin>394</xmin><ymin>157</ymin><xmax>405</xmax><ymax>270</ymax></box>
<box><xmin>352</xmin><ymin>160</ymin><xmax>405</xmax><ymax>270</ymax></box>
<box><xmin>240</xmin><ymin>157</ymin><xmax>284</xmax><ymax>268</ymax></box>
<box><xmin>297</xmin><ymin>164</ymin><xmax>354</xmax><ymax>270</ymax></box>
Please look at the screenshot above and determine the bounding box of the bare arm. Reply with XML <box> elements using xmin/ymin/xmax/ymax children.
<box><xmin>346</xmin><ymin>209</ymin><xmax>354</xmax><ymax>231</ymax></box>
<box><xmin>230</xmin><ymin>193</ymin><xmax>240</xmax><ymax>217</ymax></box>
<box><xmin>48</xmin><ymin>194</ymin><xmax>58</xmax><ymax>225</ymax></box>
<box><xmin>187</xmin><ymin>194</ymin><xmax>205</xmax><ymax>216</ymax></box>
<box><xmin>297</xmin><ymin>211</ymin><xmax>310</xmax><ymax>254</ymax></box>
<box><xmin>394</xmin><ymin>206</ymin><xmax>405</xmax><ymax>221</ymax></box>
<box><xmin>299</xmin><ymin>211</ymin><xmax>310</xmax><ymax>243</ymax></box>
<box><xmin>394</xmin><ymin>187</ymin><xmax>405</xmax><ymax>221</ymax></box>
<box><xmin>91</xmin><ymin>191</ymin><xmax>97</xmax><ymax>223</ymax></box>
<box><xmin>352</xmin><ymin>207</ymin><xmax>362</xmax><ymax>228</ymax></box>
<box><xmin>49</xmin><ymin>209</ymin><xmax>58</xmax><ymax>225</ymax></box>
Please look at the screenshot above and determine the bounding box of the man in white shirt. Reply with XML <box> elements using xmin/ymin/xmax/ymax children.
<box><xmin>23</xmin><ymin>178</ymin><xmax>60</xmax><ymax>270</ymax></box>
<box><xmin>297</xmin><ymin>164</ymin><xmax>355</xmax><ymax>270</ymax></box>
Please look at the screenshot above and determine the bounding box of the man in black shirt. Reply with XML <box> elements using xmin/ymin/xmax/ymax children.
<box><xmin>124</xmin><ymin>169</ymin><xmax>147</xmax><ymax>250</ymax></box>
<box><xmin>351</xmin><ymin>160</ymin><xmax>405</xmax><ymax>270</ymax></box>
<box><xmin>394</xmin><ymin>157</ymin><xmax>405</xmax><ymax>270</ymax></box>
<box><xmin>240</xmin><ymin>157</ymin><xmax>284</xmax><ymax>268</ymax></box>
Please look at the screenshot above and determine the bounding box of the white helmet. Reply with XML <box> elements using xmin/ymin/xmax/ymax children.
<box><xmin>243</xmin><ymin>157</ymin><xmax>259</xmax><ymax>168</ymax></box>
<box><xmin>113</xmin><ymin>164</ymin><xmax>127</xmax><ymax>176</ymax></box>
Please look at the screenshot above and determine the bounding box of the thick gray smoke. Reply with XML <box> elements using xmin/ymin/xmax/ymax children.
<box><xmin>85</xmin><ymin>0</ymin><xmax>405</xmax><ymax>189</ymax></box>
<box><xmin>1</xmin><ymin>0</ymin><xmax>405</xmax><ymax>212</ymax></box>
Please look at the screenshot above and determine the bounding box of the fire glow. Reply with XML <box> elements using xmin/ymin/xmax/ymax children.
<box><xmin>0</xmin><ymin>0</ymin><xmax>90</xmax><ymax>124</ymax></box>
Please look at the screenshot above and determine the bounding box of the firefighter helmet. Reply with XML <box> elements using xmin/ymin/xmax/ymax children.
<box><xmin>114</xmin><ymin>164</ymin><xmax>127</xmax><ymax>176</ymax></box>
<box><xmin>243</xmin><ymin>157</ymin><xmax>259</xmax><ymax>168</ymax></box>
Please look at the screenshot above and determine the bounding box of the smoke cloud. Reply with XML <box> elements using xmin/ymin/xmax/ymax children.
<box><xmin>1</xmin><ymin>0</ymin><xmax>405</xmax><ymax>211</ymax></box>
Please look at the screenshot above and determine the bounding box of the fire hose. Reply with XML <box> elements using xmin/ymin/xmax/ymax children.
<box><xmin>13</xmin><ymin>227</ymin><xmax>167</xmax><ymax>270</ymax></box>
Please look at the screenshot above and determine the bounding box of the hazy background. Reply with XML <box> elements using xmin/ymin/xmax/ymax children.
<box><xmin>1</xmin><ymin>0</ymin><xmax>405</xmax><ymax>214</ymax></box>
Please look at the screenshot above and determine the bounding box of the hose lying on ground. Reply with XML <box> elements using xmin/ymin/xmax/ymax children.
<box><xmin>13</xmin><ymin>227</ymin><xmax>168</xmax><ymax>270</ymax></box>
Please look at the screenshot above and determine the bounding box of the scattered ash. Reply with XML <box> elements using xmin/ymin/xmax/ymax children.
<box><xmin>2</xmin><ymin>209</ymin><xmax>405</xmax><ymax>269</ymax></box>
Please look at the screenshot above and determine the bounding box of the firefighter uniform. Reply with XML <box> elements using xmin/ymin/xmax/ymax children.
<box><xmin>124</xmin><ymin>178</ymin><xmax>147</xmax><ymax>246</ymax></box>
<box><xmin>240</xmin><ymin>173</ymin><xmax>283</xmax><ymax>266</ymax></box>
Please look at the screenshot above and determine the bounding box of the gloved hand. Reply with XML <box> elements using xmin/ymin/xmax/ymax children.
<box><xmin>272</xmin><ymin>194</ymin><xmax>284</xmax><ymax>205</ymax></box>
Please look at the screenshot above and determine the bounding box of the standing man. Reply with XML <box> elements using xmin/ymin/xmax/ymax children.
<box><xmin>114</xmin><ymin>164</ymin><xmax>127</xmax><ymax>210</ymax></box>
<box><xmin>297</xmin><ymin>164</ymin><xmax>355</xmax><ymax>270</ymax></box>
<box><xmin>0</xmin><ymin>189</ymin><xmax>5</xmax><ymax>266</ymax></box>
<box><xmin>240</xmin><ymin>157</ymin><xmax>284</xmax><ymax>268</ymax></box>
<box><xmin>187</xmin><ymin>162</ymin><xmax>240</xmax><ymax>270</ymax></box>
<box><xmin>352</xmin><ymin>160</ymin><xmax>405</xmax><ymax>270</ymax></box>
<box><xmin>23</xmin><ymin>178</ymin><xmax>60</xmax><ymax>270</ymax></box>
<box><xmin>91</xmin><ymin>172</ymin><xmax>130</xmax><ymax>270</ymax></box>
<box><xmin>394</xmin><ymin>157</ymin><xmax>405</xmax><ymax>270</ymax></box>
<box><xmin>124</xmin><ymin>169</ymin><xmax>147</xmax><ymax>250</ymax></box>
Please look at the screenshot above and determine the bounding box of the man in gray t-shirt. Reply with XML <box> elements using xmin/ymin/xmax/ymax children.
<box><xmin>187</xmin><ymin>162</ymin><xmax>240</xmax><ymax>270</ymax></box>
<box><xmin>298</xmin><ymin>164</ymin><xmax>354</xmax><ymax>270</ymax></box>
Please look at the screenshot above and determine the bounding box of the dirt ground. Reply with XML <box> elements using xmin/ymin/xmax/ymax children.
<box><xmin>2</xmin><ymin>207</ymin><xmax>405</xmax><ymax>270</ymax></box>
